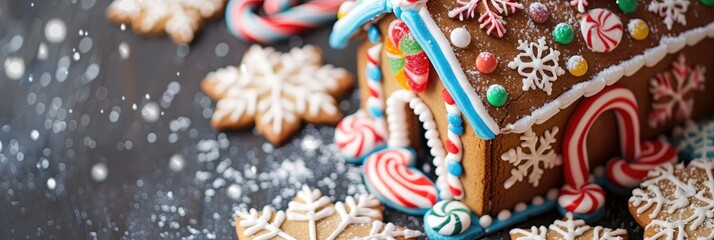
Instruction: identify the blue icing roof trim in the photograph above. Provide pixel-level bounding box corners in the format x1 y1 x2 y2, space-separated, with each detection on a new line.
330 0 500 139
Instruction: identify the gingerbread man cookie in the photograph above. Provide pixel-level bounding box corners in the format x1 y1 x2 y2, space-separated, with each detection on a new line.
236 186 422 240
106 0 225 44
510 213 628 240
629 158 714 239
202 45 353 145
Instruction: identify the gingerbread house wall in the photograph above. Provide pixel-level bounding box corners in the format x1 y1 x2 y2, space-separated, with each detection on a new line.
356 18 492 215
356 18 714 216
489 39 714 213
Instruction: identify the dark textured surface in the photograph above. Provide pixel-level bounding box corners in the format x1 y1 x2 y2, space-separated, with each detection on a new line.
0 0 642 239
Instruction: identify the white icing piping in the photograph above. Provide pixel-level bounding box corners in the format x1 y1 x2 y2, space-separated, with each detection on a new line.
502 22 714 134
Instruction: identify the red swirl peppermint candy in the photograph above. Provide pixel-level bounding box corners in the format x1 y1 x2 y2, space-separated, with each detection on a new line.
580 8 623 53
558 183 606 214
363 148 438 214
606 139 677 189
335 113 385 161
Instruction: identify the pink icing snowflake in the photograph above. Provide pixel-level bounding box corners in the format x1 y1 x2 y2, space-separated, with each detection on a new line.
649 54 706 128
570 0 588 13
447 0 523 38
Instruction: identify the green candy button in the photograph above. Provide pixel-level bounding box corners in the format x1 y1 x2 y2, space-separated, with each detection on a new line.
487 84 508 107
553 23 574 45
617 0 637 13
702 0 714 7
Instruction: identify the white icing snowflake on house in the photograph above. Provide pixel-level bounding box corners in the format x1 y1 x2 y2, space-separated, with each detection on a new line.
500 126 562 189
510 213 627 239
648 54 706 128
569 0 589 13
447 0 523 38
672 119 714 161
648 0 690 30
629 158 714 240
236 186 423 240
202 45 351 144
106 0 225 43
508 37 565 95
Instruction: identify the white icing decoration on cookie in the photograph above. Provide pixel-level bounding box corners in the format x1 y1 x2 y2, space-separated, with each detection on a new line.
510 213 627 240
502 22 714 135
237 186 422 240
238 206 297 240
327 194 382 240
363 221 424 239
286 186 335 240
500 127 562 189
106 0 225 43
204 45 349 139
508 37 565 95
630 159 714 240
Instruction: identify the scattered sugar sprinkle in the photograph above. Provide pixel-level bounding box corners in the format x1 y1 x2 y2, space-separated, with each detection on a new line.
91 163 108 182
44 18 66 43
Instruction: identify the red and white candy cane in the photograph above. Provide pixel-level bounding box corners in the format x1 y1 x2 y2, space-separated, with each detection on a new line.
226 0 343 43
606 138 676 189
365 43 388 135
558 85 677 214
335 43 387 160
559 86 636 213
335 112 385 160
442 89 465 200
363 148 438 213
262 0 300 15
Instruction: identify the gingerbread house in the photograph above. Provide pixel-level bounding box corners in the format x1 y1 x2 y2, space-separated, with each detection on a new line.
330 0 714 237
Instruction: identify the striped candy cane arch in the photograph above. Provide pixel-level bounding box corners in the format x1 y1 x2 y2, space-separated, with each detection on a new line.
558 85 676 214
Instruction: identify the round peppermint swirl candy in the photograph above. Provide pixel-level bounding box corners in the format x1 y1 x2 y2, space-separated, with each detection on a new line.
335 113 385 159
426 200 472 235
580 8 623 53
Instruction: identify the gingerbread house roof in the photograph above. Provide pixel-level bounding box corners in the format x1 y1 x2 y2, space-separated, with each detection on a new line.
331 0 714 139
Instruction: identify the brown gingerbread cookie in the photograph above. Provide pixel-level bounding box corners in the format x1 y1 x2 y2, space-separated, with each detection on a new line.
509 213 628 239
629 158 714 239
106 0 225 44
235 186 422 240
202 45 353 145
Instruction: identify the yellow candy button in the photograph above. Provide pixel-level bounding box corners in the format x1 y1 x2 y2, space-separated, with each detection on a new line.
567 55 588 77
628 19 649 41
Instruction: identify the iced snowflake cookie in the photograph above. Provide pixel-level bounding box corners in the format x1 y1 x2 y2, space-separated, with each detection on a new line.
235 186 422 240
202 45 353 145
629 158 714 239
509 213 628 240
106 0 225 44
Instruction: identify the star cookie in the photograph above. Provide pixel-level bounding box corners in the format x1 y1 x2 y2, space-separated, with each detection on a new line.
629 158 714 239
510 213 628 240
235 186 422 240
106 0 226 44
202 45 353 145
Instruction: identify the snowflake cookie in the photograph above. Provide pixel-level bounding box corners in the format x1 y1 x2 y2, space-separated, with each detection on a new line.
106 0 226 44
629 158 714 239
510 212 628 240
508 37 565 95
501 126 562 189
235 186 423 240
202 45 353 145
648 54 706 128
